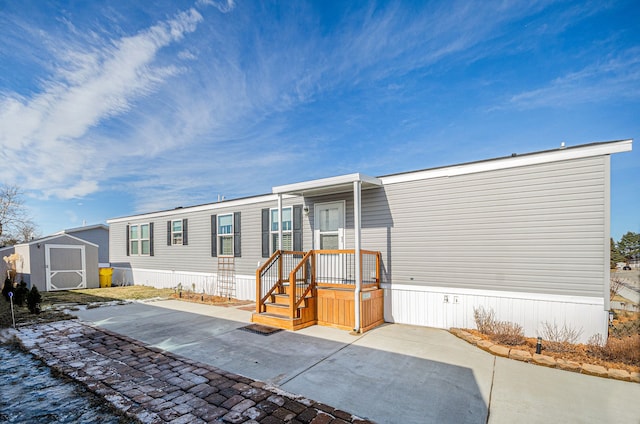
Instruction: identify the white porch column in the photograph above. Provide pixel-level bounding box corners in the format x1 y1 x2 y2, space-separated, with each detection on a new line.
353 180 362 332
277 194 283 250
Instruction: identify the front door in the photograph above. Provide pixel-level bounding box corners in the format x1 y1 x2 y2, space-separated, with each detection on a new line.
314 201 345 284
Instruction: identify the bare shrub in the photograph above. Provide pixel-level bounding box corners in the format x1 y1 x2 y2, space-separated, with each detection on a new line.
587 333 605 348
588 334 640 366
492 321 525 346
473 306 497 334
538 321 583 353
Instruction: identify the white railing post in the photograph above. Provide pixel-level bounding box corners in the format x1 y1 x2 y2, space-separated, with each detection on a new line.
353 180 362 332
278 193 283 251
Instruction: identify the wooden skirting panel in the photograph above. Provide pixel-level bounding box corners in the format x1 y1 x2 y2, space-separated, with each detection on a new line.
317 287 355 330
360 288 385 332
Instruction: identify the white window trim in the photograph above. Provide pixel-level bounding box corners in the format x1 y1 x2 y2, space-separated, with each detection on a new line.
270 206 292 253
130 223 151 256
171 219 183 246
217 214 234 257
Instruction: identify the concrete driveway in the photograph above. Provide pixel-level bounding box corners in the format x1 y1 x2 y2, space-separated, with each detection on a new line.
73 300 640 424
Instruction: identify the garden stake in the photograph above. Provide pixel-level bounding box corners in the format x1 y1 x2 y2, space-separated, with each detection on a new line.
9 291 16 329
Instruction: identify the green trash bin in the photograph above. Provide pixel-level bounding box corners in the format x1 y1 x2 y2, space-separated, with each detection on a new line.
99 267 113 288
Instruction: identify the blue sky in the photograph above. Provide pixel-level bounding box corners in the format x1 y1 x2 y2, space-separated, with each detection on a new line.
0 0 638 241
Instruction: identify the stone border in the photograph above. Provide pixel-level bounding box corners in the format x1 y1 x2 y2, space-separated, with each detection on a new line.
1 320 375 424
449 328 639 383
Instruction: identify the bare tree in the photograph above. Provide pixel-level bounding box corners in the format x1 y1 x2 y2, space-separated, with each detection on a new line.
18 220 40 242
610 277 624 301
0 184 37 245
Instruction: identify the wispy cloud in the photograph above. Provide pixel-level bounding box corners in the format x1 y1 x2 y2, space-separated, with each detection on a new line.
509 49 640 109
0 8 203 198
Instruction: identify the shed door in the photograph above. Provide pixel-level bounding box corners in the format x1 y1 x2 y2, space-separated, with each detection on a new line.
45 244 87 291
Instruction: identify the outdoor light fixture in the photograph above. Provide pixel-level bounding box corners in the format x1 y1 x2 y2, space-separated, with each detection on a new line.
536 337 542 354
609 311 614 325
303 206 309 215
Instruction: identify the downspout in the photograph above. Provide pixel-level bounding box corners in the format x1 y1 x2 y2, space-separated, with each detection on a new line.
277 194 283 251
353 180 362 333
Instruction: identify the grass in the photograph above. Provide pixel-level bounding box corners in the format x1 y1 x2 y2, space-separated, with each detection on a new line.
0 285 174 329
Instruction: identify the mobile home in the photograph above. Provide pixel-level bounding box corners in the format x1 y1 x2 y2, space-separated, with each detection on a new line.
107 139 632 341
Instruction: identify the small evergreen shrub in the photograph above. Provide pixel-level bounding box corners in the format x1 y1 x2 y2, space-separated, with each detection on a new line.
2 278 12 301
13 281 28 306
26 286 42 314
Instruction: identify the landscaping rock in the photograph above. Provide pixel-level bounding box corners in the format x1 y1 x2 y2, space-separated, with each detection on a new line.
508 349 532 362
489 344 510 358
607 368 631 382
532 354 556 368
581 363 608 378
476 340 494 351
630 372 640 383
556 359 581 372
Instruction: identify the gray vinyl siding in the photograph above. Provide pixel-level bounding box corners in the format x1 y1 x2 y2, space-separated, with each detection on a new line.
374 156 607 297
110 197 305 277
66 227 109 263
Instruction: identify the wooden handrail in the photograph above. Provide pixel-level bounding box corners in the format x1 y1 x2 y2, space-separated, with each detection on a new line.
256 250 282 313
289 250 314 316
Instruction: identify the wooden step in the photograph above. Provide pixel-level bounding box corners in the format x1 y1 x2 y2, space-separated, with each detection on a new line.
251 312 317 331
272 293 290 305
264 302 291 316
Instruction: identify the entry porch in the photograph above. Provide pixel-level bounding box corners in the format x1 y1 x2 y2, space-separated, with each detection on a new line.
252 249 384 332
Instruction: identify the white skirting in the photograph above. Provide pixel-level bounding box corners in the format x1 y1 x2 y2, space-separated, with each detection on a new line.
381 283 609 343
113 267 609 343
111 267 256 301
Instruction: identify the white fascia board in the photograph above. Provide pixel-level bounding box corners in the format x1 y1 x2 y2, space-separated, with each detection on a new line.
381 139 633 185
107 193 298 224
273 173 382 194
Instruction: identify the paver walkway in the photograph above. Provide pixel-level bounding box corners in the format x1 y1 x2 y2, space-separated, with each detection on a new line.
4 320 372 424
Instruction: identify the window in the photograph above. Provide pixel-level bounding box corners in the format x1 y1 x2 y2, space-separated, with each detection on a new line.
167 219 188 246
261 205 302 258
129 223 151 255
211 212 240 257
172 220 183 245
130 225 139 255
270 207 292 252
218 214 234 256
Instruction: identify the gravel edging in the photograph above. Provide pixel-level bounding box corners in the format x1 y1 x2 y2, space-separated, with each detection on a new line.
450 328 640 383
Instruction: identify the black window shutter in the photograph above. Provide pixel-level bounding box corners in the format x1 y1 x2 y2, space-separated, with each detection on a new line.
261 208 270 258
293 204 303 251
183 218 188 245
149 222 154 256
233 212 241 257
210 215 217 257
126 225 130 256
167 221 171 246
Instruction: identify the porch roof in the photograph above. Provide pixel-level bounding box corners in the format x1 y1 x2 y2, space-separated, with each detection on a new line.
272 173 383 197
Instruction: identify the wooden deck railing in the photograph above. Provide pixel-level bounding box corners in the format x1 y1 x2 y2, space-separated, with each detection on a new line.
256 250 305 313
255 249 381 317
